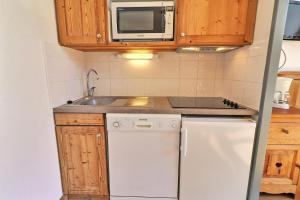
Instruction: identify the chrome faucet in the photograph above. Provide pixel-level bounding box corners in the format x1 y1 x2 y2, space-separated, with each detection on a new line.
86 69 99 96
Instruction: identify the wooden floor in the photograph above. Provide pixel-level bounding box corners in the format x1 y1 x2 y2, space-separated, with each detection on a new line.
260 193 294 200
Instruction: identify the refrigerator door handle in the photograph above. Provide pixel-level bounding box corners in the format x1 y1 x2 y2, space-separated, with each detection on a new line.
181 128 188 157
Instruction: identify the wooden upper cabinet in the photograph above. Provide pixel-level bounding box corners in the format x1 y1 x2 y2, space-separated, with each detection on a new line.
55 0 107 46
176 0 258 46
56 126 109 195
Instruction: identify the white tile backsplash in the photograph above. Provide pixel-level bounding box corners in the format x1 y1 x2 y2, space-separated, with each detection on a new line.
179 61 199 79
93 79 110 96
159 61 180 79
86 52 222 98
86 61 111 79
158 79 180 96
127 79 146 96
43 42 85 107
198 60 217 79
196 79 215 97
110 79 128 96
179 79 197 97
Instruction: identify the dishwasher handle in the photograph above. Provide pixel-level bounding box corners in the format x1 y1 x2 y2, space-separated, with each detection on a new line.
181 128 188 157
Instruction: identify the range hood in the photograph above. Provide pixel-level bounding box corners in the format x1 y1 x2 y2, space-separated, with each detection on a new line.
176 46 238 53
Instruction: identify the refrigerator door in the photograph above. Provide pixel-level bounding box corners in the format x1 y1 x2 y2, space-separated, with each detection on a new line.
180 117 256 200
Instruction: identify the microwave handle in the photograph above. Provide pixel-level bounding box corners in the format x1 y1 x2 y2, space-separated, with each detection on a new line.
162 8 166 32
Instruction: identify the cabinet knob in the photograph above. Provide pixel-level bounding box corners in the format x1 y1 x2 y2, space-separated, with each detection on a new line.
96 33 102 39
180 32 186 37
281 128 289 134
96 134 101 138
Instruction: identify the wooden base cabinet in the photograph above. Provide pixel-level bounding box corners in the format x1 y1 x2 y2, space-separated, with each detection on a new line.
55 114 108 199
261 145 300 195
261 108 300 199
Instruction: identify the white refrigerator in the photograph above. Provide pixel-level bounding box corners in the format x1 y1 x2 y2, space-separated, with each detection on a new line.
180 117 256 200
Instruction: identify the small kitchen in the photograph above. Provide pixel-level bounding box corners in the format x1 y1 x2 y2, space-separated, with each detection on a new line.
1 0 297 200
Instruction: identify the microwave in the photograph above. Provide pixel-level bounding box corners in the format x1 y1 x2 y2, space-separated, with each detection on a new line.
111 1 175 41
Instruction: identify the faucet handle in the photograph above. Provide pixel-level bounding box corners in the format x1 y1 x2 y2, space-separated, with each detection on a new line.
89 87 96 96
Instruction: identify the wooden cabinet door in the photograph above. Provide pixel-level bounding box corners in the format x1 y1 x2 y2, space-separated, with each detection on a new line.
55 0 107 46
263 146 300 184
56 126 108 195
176 0 258 46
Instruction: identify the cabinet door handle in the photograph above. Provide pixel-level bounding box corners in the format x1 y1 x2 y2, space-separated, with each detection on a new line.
181 128 188 157
281 128 289 134
96 133 101 145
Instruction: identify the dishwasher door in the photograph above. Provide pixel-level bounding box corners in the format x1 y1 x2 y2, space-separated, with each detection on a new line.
107 114 180 200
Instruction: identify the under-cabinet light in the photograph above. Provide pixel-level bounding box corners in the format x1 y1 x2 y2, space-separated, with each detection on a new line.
117 53 157 60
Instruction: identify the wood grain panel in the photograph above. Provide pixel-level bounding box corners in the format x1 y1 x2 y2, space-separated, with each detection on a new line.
65 0 83 36
268 123 300 145
177 0 258 46
268 145 300 185
244 0 258 43
262 145 300 195
55 0 107 46
56 126 108 195
262 110 300 196
55 114 104 126
261 180 297 194
264 149 295 178
81 0 97 37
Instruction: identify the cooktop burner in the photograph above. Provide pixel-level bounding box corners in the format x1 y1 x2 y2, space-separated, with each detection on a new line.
168 97 246 109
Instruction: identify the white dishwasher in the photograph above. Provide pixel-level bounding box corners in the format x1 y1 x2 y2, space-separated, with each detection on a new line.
107 114 181 200
180 117 256 200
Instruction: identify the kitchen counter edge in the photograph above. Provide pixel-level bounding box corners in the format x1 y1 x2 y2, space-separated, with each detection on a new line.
53 97 258 116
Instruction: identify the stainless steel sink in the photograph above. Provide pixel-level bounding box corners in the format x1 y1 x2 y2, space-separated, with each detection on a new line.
72 97 116 106
70 96 153 107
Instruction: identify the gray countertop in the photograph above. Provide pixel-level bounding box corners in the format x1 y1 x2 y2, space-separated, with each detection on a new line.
53 97 258 116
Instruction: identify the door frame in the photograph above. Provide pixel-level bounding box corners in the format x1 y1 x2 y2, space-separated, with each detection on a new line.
247 0 289 199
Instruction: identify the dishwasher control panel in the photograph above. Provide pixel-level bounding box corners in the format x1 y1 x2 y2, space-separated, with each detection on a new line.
106 114 181 132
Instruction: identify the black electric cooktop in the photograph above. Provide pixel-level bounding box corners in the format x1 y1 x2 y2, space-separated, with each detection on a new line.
168 97 246 109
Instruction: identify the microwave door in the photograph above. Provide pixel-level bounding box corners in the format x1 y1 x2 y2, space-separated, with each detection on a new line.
114 7 165 40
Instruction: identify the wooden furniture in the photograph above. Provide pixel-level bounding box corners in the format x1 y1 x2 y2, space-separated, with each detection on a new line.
55 0 107 46
261 108 300 199
176 0 258 46
278 72 300 109
55 113 109 199
54 0 258 51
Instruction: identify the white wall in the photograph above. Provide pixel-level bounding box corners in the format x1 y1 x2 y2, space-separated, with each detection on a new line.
0 1 78 199
220 0 275 110
280 40 300 71
85 52 224 97
44 43 85 107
